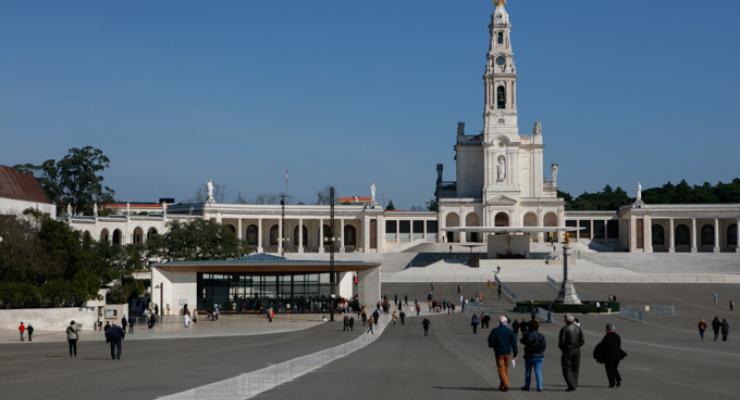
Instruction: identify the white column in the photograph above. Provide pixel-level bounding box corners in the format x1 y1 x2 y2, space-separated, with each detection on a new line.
410 220 414 241
396 220 400 243
377 216 385 252
714 218 721 253
691 218 697 253
363 216 371 252
423 220 428 240
298 218 304 254
576 220 581 241
237 218 243 240
319 219 324 254
278 217 284 254
644 215 652 253
340 219 345 253
668 218 675 253
589 220 594 240
629 216 636 252
257 218 263 253
603 219 609 241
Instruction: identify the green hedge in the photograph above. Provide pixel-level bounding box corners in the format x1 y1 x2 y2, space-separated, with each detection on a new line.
514 301 620 314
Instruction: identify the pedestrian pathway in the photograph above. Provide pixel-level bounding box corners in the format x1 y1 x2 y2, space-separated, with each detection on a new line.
0 314 323 344
157 314 392 400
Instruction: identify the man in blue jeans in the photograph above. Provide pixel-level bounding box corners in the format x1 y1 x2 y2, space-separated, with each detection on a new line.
520 320 547 392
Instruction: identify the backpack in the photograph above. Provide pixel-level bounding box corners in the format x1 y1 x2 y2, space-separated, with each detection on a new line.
530 332 546 354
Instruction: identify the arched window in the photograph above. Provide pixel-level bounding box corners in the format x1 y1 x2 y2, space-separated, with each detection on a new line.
494 212 509 227
466 213 481 243
100 229 110 245
651 224 665 248
728 224 738 247
344 225 357 246
112 229 123 246
323 225 333 244
269 225 279 246
701 224 715 247
246 225 259 247
147 228 159 240
497 86 506 109
675 224 690 247
133 227 144 244
445 213 460 243
497 32 504 45
293 225 308 247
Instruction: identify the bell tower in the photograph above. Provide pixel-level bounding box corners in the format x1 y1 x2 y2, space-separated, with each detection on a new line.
483 0 518 140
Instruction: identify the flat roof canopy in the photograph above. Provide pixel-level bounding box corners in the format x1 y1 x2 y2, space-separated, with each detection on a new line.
153 254 380 274
444 226 582 234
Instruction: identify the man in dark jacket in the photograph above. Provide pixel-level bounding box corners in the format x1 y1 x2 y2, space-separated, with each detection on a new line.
712 316 721 341
105 324 125 360
422 318 431 336
488 316 518 392
595 323 626 388
558 314 585 391
520 320 546 392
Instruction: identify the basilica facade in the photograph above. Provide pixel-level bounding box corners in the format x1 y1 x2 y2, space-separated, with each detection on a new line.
60 1 739 255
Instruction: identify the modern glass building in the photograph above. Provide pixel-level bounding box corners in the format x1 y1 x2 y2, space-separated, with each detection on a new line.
152 254 381 316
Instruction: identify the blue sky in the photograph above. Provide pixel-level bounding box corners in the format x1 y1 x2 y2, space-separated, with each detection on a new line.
1 0 739 208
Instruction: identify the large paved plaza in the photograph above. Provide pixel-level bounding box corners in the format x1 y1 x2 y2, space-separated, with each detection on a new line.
2 282 739 400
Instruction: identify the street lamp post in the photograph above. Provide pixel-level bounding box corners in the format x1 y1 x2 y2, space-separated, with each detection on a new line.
329 186 336 322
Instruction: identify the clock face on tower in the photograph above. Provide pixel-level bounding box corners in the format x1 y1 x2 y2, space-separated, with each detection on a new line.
496 56 506 66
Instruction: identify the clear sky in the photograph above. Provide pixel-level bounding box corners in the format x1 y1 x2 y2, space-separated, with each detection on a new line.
2 0 739 208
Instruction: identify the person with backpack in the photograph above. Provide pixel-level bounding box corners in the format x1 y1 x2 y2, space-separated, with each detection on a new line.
721 318 730 341
27 323 34 342
471 314 480 334
593 323 627 388
66 320 79 358
520 320 546 392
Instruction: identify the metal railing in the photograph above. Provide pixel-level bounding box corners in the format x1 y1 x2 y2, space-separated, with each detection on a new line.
494 275 519 303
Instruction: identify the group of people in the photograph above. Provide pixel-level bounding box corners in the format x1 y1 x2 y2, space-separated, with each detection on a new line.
64 319 127 360
17 321 34 342
698 317 730 341
488 314 627 392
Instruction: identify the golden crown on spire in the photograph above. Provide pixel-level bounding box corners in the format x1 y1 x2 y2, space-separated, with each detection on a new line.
495 0 506 6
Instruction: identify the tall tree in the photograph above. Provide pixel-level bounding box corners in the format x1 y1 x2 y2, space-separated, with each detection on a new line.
15 146 115 214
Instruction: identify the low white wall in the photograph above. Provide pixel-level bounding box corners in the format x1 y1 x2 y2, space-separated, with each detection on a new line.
487 234 531 258
357 267 381 308
152 268 198 315
0 197 56 218
0 307 97 331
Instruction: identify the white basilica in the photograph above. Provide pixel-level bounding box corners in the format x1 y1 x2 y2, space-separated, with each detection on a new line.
60 0 739 256
435 0 563 246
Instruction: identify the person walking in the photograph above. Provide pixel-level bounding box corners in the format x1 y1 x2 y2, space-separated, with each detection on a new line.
558 314 585 392
730 299 735 311
392 310 398 325
520 320 546 392
698 319 708 340
129 317 135 334
512 319 520 337
488 316 518 392
66 320 79 358
18 322 25 342
594 323 627 388
713 292 719 306
712 316 721 341
471 314 480 334
366 316 374 335
400 309 406 325
27 323 34 342
105 324 125 360
422 318 431 336
481 313 491 329
721 318 730 341
415 303 421 317
372 309 380 327
121 316 128 333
